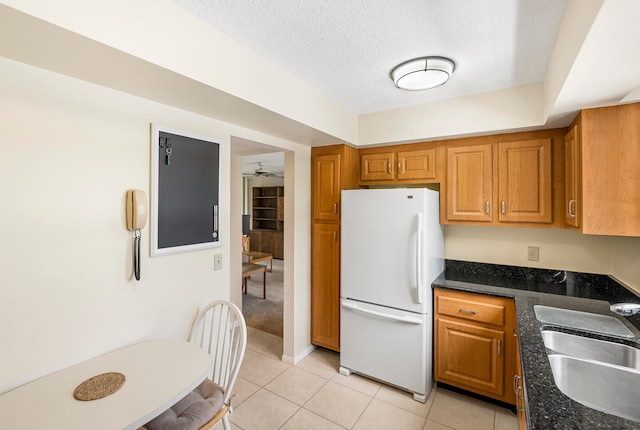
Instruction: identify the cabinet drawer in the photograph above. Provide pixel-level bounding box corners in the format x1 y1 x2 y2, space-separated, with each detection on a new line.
436 294 505 326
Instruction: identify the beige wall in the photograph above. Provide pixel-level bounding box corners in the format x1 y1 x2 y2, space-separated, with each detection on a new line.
610 236 640 294
445 225 640 294
0 56 311 393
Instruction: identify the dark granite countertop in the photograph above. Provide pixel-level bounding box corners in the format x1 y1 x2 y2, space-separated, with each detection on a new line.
433 260 640 430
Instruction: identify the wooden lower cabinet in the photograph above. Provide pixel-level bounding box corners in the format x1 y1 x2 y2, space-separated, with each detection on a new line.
249 229 283 259
310 222 340 351
434 289 517 404
515 341 528 429
436 319 506 397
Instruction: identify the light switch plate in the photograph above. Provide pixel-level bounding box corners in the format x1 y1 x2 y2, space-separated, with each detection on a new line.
214 254 223 270
527 246 540 262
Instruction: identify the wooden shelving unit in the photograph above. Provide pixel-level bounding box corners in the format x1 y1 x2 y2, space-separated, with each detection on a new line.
250 186 284 259
252 186 284 231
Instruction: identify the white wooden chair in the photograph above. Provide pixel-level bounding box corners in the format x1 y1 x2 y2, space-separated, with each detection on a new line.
143 300 247 430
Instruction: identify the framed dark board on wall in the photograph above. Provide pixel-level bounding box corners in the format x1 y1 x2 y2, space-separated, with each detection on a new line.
151 124 222 256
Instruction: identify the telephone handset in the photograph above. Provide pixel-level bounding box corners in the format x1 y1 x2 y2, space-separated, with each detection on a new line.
126 190 147 281
126 189 147 231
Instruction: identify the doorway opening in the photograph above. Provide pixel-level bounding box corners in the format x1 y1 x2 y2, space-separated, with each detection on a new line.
241 152 285 337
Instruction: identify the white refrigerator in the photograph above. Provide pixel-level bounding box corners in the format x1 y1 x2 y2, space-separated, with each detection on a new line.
339 188 444 402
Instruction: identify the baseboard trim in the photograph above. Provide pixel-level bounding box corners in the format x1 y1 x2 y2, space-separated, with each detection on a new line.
282 344 315 365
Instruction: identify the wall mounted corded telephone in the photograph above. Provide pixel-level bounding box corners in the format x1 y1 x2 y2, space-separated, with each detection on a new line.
126 190 147 280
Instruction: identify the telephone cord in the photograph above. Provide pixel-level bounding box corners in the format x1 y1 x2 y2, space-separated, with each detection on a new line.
134 230 141 281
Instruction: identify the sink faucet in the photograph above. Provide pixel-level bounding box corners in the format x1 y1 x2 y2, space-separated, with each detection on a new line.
610 303 640 316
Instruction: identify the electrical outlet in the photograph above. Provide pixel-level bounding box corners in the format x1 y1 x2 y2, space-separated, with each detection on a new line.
214 254 223 270
527 246 540 262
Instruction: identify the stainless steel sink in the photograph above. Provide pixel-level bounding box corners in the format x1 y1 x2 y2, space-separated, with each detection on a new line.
541 330 640 369
535 306 640 422
547 354 640 423
540 329 640 422
534 305 635 338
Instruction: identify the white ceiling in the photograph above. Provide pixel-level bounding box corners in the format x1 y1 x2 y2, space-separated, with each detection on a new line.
170 0 568 114
2 0 638 155
242 152 284 177
166 0 640 170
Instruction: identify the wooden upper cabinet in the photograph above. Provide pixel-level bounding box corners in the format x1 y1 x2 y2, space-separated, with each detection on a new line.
446 135 559 226
446 144 493 222
573 103 640 236
312 153 341 221
498 139 552 224
397 149 436 181
361 152 394 181
312 145 359 222
564 124 581 228
360 147 437 183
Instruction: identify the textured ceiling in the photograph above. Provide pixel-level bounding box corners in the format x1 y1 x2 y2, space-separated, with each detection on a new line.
170 0 567 114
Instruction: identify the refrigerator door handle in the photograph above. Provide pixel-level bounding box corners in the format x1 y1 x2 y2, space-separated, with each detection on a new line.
341 300 423 324
416 213 424 304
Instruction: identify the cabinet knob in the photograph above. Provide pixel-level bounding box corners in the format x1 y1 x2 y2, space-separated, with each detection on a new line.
459 308 478 315
387 162 392 174
485 201 490 215
501 200 506 215
397 161 402 174
568 199 576 217
333 202 338 214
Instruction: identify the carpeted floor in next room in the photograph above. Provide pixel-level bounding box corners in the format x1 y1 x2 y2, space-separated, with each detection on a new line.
242 258 283 337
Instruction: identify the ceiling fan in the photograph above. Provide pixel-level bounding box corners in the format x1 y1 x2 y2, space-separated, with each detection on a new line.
243 162 283 178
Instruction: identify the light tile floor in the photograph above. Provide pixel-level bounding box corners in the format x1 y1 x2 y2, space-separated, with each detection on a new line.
216 327 518 430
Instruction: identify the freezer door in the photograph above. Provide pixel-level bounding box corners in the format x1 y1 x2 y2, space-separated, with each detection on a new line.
340 299 433 397
341 188 442 313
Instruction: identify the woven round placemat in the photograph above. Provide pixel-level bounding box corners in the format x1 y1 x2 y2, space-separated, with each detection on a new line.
73 372 126 401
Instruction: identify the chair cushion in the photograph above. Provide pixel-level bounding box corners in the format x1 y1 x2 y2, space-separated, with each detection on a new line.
144 379 225 430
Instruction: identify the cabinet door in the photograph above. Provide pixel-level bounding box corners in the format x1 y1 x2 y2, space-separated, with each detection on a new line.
498 139 552 223
312 154 341 221
580 103 640 236
564 125 580 228
515 341 528 429
269 231 284 259
361 152 395 181
397 148 436 181
258 231 275 256
446 144 493 222
435 318 505 398
248 230 261 252
310 222 340 351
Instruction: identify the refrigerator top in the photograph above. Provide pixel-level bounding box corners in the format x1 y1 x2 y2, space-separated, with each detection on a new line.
340 188 444 314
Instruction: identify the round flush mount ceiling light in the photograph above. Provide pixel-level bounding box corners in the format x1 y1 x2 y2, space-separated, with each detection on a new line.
391 56 455 91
